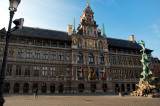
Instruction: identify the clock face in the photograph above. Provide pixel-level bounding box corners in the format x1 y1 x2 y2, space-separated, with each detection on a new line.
88 40 94 47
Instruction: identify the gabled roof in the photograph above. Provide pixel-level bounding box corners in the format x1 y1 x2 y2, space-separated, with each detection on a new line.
107 37 152 52
11 26 71 42
8 26 152 52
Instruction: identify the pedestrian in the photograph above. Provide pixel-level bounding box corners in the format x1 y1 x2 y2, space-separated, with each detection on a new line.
33 88 38 99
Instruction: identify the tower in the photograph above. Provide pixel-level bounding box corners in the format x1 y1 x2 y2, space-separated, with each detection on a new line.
77 2 99 37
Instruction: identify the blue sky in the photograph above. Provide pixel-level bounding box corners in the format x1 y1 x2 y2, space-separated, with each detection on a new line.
0 0 160 58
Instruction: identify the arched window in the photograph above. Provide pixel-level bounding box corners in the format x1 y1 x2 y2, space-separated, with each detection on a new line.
77 53 83 62
99 54 104 63
89 54 94 63
91 28 93 36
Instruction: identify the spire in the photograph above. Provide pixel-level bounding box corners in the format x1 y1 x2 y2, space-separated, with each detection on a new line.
103 23 106 37
73 18 75 32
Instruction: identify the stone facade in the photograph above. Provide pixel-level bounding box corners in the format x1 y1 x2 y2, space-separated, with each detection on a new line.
0 3 152 94
152 57 160 79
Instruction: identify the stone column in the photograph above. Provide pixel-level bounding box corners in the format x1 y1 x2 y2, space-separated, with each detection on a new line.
29 82 33 93
47 83 50 93
84 67 87 81
56 67 58 81
9 81 14 93
38 82 42 93
55 83 59 93
19 82 23 93
21 65 25 77
71 66 74 80
76 66 78 80
12 64 16 78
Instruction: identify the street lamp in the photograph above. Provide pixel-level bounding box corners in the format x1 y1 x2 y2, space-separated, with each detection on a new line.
0 0 21 105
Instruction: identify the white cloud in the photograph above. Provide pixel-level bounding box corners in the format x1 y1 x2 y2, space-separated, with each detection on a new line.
149 22 160 37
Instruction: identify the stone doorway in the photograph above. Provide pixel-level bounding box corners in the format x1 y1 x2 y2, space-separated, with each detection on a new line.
23 83 29 93
4 83 10 93
78 83 85 92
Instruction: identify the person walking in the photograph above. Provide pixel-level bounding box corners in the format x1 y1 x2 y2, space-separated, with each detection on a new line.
33 88 38 99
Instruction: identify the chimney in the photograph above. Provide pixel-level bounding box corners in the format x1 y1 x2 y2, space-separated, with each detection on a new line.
130 35 135 42
67 25 73 35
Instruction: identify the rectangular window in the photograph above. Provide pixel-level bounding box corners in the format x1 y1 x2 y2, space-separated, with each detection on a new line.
43 41 50 46
66 52 70 61
58 52 64 61
50 51 54 60
16 65 21 76
17 48 23 58
27 49 32 58
51 42 57 47
42 67 48 77
53 51 56 60
25 66 30 76
6 64 12 76
35 50 40 59
50 67 56 77
35 41 42 46
43 50 48 59
66 68 71 77
27 40 33 45
33 66 39 77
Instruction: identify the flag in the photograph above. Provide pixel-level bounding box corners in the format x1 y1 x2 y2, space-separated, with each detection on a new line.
80 67 82 78
96 68 99 79
93 68 96 79
88 66 90 79
103 68 105 78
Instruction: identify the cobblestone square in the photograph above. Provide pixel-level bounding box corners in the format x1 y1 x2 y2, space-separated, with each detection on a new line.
4 94 160 106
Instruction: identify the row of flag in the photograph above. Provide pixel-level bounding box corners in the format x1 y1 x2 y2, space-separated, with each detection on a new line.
79 66 106 79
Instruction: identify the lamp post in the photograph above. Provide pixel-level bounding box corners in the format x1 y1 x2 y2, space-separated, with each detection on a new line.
0 0 21 105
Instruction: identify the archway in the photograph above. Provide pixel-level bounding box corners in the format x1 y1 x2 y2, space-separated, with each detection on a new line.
127 84 130 92
121 84 125 92
14 83 20 93
50 83 55 93
91 83 96 92
115 84 120 93
32 83 38 92
78 83 85 92
102 83 107 92
132 83 136 91
41 83 47 93
4 83 10 93
23 83 29 93
59 83 63 93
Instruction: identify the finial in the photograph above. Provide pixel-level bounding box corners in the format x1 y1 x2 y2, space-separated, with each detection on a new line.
103 23 107 37
87 2 90 6
73 18 76 32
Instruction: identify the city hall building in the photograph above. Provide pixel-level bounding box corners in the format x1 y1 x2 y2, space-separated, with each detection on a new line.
0 3 152 94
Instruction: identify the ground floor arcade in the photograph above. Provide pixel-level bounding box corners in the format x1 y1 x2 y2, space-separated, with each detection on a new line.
4 80 137 94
